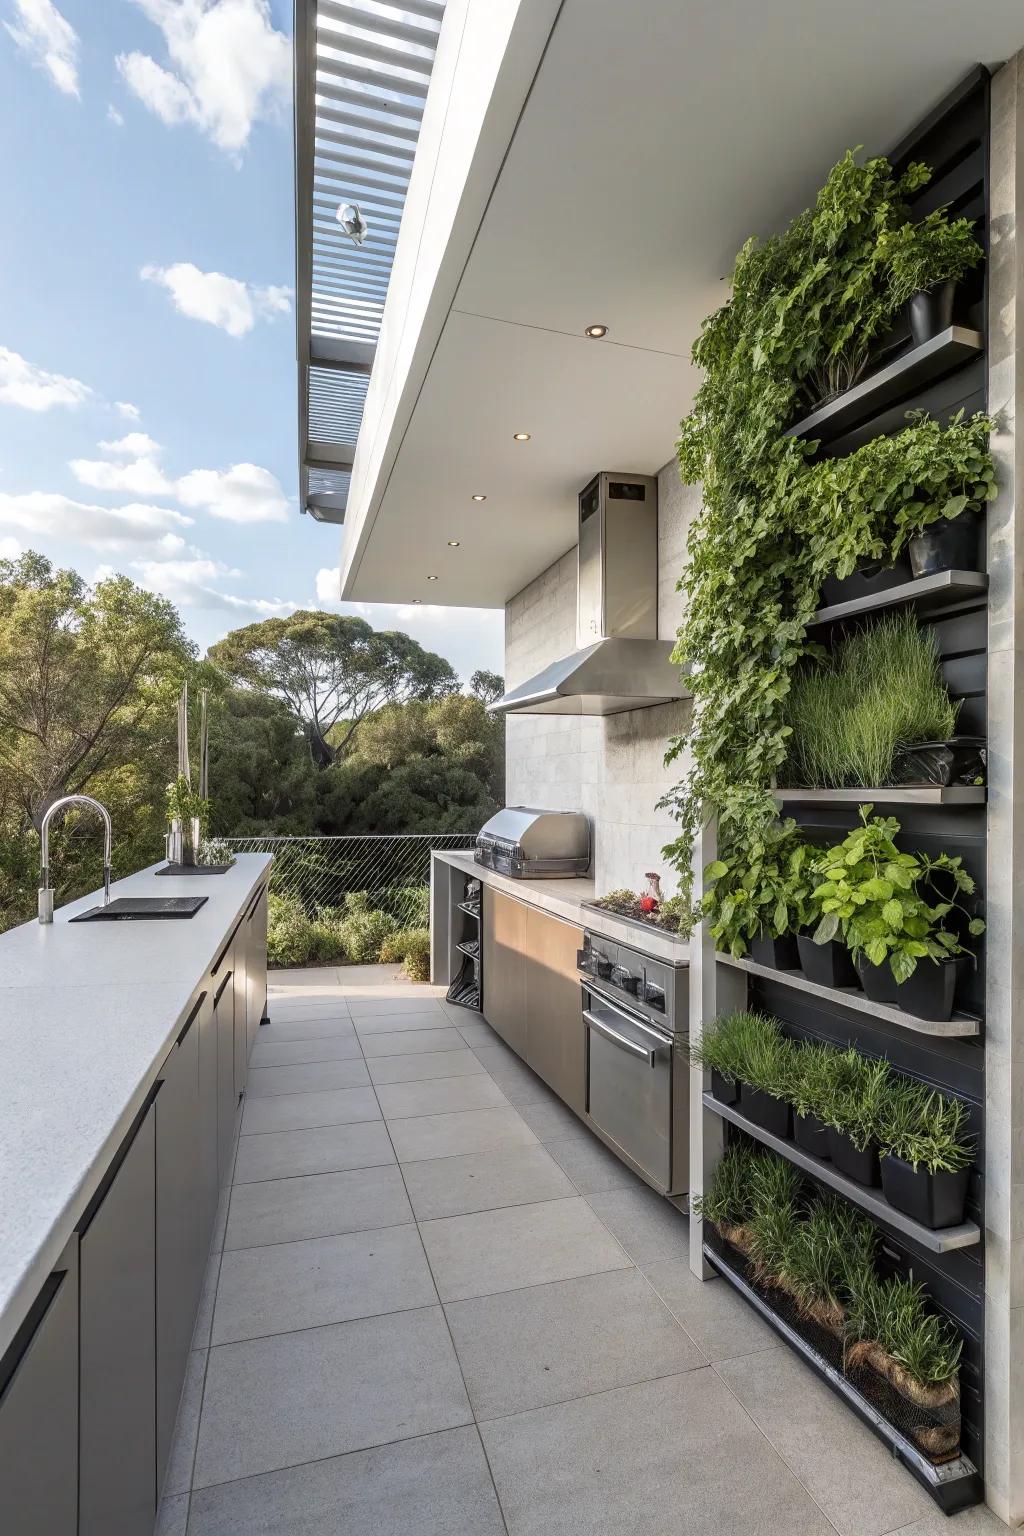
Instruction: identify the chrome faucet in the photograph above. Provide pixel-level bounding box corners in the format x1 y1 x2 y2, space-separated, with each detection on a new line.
38 795 113 924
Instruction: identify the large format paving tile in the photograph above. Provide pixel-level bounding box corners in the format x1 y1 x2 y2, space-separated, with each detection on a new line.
484 1061 562 1108
250 1033 358 1067
360 1027 464 1058
586 1185 690 1265
348 996 446 1017
402 1144 576 1221
193 1306 471 1488
446 1267 705 1420
233 1120 394 1184
155 1493 187 1536
515 1097 589 1143
367 1047 486 1085
212 1224 436 1344
240 1085 377 1136
388 1106 538 1164
259 1015 355 1042
420 1196 630 1302
192 1254 221 1348
886 1511 1009 1536
480 1370 838 1536
266 996 350 1017
224 1165 412 1250
643 1258 777 1362
267 967 343 988
355 1010 456 1035
187 1426 506 1536
455 1020 505 1049
162 1348 207 1496
545 1132 645 1195
715 1347 933 1536
471 1041 525 1074
246 1060 371 1098
375 1073 509 1120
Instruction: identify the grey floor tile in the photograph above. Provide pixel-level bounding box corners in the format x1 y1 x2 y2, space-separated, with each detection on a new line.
193 1306 471 1488
233 1119 395 1184
484 1062 562 1107
187 1425 505 1536
155 1492 188 1536
455 1020 504 1049
212 1224 436 1343
240 1084 377 1136
360 1027 464 1057
246 1059 370 1098
376 1073 509 1120
388 1105 538 1164
266 999 350 1019
715 1347 933 1536
643 1258 777 1362
367 1048 485 1084
260 1015 355 1042
586 1184 690 1265
471 1041 525 1074
355 1010 458 1035
266 967 342 987
162 1348 207 1495
420 1195 630 1302
192 1255 220 1348
447 1267 705 1420
349 997 446 1017
403 1144 576 1221
224 1165 412 1250
209 1183 231 1254
515 1097 588 1142
546 1131 645 1195
885 1511 1008 1536
480 1370 838 1536
249 1033 358 1067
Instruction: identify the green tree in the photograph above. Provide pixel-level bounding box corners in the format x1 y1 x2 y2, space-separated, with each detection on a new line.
208 611 460 766
206 689 318 835
470 669 504 704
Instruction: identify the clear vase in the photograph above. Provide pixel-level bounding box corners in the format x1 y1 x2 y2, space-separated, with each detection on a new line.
183 816 201 867
166 819 184 866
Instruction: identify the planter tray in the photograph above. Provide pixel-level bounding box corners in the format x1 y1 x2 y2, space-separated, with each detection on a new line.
702 1240 981 1515
456 939 480 960
580 899 688 945
715 953 981 1039
772 786 985 805
701 1093 979 1252
810 569 988 627
785 326 983 445
156 860 236 875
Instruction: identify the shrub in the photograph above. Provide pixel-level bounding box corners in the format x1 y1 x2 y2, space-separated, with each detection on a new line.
267 892 347 968
376 884 430 927
338 905 400 964
401 929 431 983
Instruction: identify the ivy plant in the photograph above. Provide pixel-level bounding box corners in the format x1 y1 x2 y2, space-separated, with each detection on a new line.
878 209 984 307
702 811 821 957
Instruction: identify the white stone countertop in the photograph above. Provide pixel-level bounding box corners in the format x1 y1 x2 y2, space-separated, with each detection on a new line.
0 852 272 1360
433 849 689 964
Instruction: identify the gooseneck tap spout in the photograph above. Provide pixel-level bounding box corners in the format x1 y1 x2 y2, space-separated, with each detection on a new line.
38 795 113 924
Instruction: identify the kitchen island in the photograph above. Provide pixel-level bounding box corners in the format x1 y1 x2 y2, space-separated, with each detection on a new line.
0 852 271 1536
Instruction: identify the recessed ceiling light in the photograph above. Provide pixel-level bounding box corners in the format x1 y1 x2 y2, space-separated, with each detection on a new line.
584 323 609 338
411 598 422 604
447 539 460 547
471 493 487 502
427 575 438 581
513 432 531 442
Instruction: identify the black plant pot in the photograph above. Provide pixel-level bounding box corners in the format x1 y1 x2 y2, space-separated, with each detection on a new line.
827 1126 880 1186
880 1153 970 1230
748 930 800 970
856 955 958 1022
891 736 987 788
908 510 980 579
794 1111 831 1160
711 1069 738 1107
740 1083 792 1139
796 933 859 989
909 280 956 346
820 552 914 608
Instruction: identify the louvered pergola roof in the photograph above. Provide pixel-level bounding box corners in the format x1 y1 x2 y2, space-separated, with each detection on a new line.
294 0 446 523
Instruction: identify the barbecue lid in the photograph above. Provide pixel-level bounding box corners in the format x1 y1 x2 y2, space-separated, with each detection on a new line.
477 807 590 860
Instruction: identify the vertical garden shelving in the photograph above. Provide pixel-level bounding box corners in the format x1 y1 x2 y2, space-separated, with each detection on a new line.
688 68 991 1515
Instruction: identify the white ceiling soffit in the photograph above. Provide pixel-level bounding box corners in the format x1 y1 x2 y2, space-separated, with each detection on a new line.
294 0 446 525
337 0 1024 608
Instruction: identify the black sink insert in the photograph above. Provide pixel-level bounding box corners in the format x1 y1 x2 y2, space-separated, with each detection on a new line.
71 896 209 922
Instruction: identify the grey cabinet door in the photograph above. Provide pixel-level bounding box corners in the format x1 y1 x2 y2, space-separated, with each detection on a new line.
0 1243 79 1536
155 1005 203 1487
525 908 586 1116
215 963 236 1184
79 1102 157 1536
246 888 268 1052
233 925 249 1099
197 988 219 1243
482 887 527 1058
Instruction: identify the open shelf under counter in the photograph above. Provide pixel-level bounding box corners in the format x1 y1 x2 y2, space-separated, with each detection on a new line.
773 785 986 806
715 953 981 1039
785 326 984 445
457 900 481 920
810 569 989 627
702 1094 980 1252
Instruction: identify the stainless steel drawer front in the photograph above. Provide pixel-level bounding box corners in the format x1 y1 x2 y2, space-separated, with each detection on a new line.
584 987 672 1191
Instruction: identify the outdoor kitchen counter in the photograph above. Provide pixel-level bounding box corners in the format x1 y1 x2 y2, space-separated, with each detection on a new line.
0 852 272 1360
432 848 689 963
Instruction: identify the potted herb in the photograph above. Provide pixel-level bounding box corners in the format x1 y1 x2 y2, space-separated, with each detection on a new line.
791 1040 835 1159
819 1048 889 1186
688 1011 744 1106
165 774 209 868
692 1142 755 1249
703 814 809 968
811 805 984 1022
888 410 995 578
878 210 984 345
877 1081 973 1230
736 1014 797 1138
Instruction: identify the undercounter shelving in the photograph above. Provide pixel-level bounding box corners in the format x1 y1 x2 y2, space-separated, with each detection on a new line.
702 1093 981 1252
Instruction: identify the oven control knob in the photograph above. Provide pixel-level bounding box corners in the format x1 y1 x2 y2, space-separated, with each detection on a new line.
596 956 613 980
644 983 666 1012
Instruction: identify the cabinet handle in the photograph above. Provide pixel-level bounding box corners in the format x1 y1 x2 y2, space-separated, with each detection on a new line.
0 1270 67 1402
176 990 207 1046
77 1083 160 1235
245 890 262 921
214 971 233 1005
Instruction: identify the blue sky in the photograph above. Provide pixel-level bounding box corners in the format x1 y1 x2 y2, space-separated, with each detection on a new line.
0 0 503 681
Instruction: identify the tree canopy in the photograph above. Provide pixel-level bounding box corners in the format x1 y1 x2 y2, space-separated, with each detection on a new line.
208 610 460 765
207 688 318 836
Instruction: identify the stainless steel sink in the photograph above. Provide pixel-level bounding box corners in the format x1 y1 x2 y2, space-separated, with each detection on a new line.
70 897 209 922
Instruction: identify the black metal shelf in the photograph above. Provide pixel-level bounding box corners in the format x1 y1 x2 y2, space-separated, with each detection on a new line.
456 939 480 961
810 569 988 627
785 326 983 445
773 786 986 806
702 1094 979 1252
457 900 481 920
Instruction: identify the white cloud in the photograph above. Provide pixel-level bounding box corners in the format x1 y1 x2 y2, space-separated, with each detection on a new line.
98 431 162 457
177 463 289 523
107 104 124 126
0 347 91 411
315 567 340 604
140 261 292 337
116 0 290 157
71 433 172 497
312 572 505 683
116 400 141 420
131 554 296 615
0 536 22 560
5 0 79 97
0 492 193 552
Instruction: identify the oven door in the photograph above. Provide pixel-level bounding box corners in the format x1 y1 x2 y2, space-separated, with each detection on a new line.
583 984 673 1192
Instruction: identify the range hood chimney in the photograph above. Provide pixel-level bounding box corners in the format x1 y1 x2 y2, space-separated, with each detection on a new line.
489 471 690 716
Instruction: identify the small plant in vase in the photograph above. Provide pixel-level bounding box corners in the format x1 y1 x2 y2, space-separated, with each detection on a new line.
877 1080 974 1229
703 813 816 968
165 775 209 867
887 409 996 579
878 209 984 344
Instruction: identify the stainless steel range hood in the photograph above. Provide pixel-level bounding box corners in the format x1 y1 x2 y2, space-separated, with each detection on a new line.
490 471 690 717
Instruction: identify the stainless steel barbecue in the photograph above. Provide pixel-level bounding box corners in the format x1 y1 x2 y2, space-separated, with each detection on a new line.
475 807 590 879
